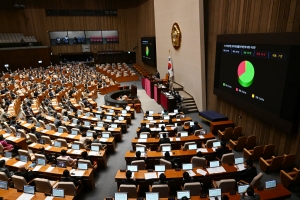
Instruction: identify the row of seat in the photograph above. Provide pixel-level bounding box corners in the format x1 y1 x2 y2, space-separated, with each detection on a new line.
229 135 256 151
218 126 242 141
259 154 296 173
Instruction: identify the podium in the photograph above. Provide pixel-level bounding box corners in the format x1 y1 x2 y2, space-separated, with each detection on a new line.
131 85 137 97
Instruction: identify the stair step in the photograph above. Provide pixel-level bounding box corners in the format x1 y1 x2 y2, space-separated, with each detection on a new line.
183 105 197 109
187 108 199 113
182 103 196 107
183 99 194 103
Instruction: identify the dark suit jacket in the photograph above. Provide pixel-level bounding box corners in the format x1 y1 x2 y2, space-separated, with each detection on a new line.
159 138 171 144
60 177 80 186
15 171 34 182
120 179 137 186
215 146 230 159
181 178 196 187
191 125 201 133
239 166 257 183
139 126 151 133
34 131 41 139
152 180 168 185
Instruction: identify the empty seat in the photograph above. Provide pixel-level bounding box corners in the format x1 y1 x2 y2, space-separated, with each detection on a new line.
150 184 169 198
261 144 275 159
220 153 235 165
231 126 242 140
191 157 206 168
280 168 300 188
229 136 247 151
131 160 145 170
34 178 57 194
55 182 81 196
119 184 139 198
259 156 284 173
184 182 202 196
243 145 264 160
240 172 263 189
213 179 236 193
245 135 256 150
281 154 296 170
160 158 172 169
218 127 233 141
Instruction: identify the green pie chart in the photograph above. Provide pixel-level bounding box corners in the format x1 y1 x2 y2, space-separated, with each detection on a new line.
237 60 255 87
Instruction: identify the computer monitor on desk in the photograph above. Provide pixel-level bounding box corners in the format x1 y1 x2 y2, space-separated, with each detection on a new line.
208 188 221 199
146 192 159 200
58 127 64 133
115 192 127 200
127 165 138 172
161 146 171 152
71 130 78 135
182 163 193 170
163 115 170 120
78 162 88 170
122 110 127 114
24 185 35 194
147 117 153 120
212 142 221 147
238 184 249 194
53 188 65 198
37 158 46 166
209 161 220 168
188 144 197 150
140 134 148 139
91 145 100 152
136 146 145 153
0 181 8 190
72 143 80 150
177 190 190 199
235 157 244 165
54 141 61 148
84 121 90 126
154 165 166 172
20 155 28 163
107 116 112 120
102 133 110 138
149 111 154 116
57 161 67 168
265 180 277 189
180 131 188 137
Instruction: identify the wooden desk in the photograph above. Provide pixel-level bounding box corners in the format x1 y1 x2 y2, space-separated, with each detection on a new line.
0 188 74 200
99 84 120 95
2 157 95 189
28 143 107 168
140 117 193 126
100 105 135 119
92 109 132 125
131 133 215 150
0 131 27 150
210 120 235 135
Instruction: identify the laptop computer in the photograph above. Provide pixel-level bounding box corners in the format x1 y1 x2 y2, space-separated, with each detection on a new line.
162 146 171 152
235 157 244 165
160 133 168 138
20 155 28 163
52 188 65 198
146 192 159 200
111 124 118 128
136 146 145 153
127 165 138 172
27 119 33 124
182 163 193 170
147 117 153 120
180 131 188 137
86 131 93 137
163 115 170 120
114 192 128 200
78 162 88 170
154 165 166 172
84 121 90 126
97 122 104 127
102 133 110 138
91 145 100 152
58 128 64 133
212 142 221 147
106 116 112 120
72 143 80 150
24 185 35 194
0 181 8 190
265 180 277 189
5 151 12 158
177 190 190 199
140 134 148 139
37 158 46 166
208 188 221 200
188 144 197 150
209 161 220 168
238 184 249 194
149 111 154 116
71 130 78 135
118 116 125 121
56 161 67 168
54 141 61 147
38 138 45 144
122 110 127 114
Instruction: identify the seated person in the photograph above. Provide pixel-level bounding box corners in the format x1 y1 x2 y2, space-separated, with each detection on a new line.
0 135 13 151
152 173 169 185
80 151 93 165
60 169 81 186
131 151 147 163
58 149 77 166
159 133 170 144
14 165 34 182
36 147 55 163
161 109 168 116
238 160 257 183
79 132 90 147
174 122 184 133
139 123 151 134
144 111 149 118
164 151 180 168
181 171 196 187
215 141 230 159
31 127 41 139
91 133 101 143
0 160 13 178
120 170 136 186
191 121 201 133
240 186 260 200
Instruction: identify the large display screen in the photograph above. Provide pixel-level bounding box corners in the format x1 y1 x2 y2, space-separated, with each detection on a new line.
214 33 300 133
141 37 156 67
218 43 290 116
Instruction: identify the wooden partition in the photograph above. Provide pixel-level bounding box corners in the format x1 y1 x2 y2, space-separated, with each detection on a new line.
204 0 300 167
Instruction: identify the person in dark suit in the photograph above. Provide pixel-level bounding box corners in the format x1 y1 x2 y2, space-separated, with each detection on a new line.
174 122 184 134
240 186 260 200
152 173 169 185
131 151 147 164
159 133 170 144
31 127 41 139
0 160 12 178
91 133 101 143
215 141 230 159
191 121 201 133
120 170 137 186
60 170 81 186
54 118 62 128
14 165 34 182
238 160 257 183
138 123 151 134
181 171 196 187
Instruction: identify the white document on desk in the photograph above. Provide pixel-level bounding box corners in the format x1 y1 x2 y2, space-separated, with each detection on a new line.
24 123 31 127
187 170 196 177
71 170 85 177
176 119 181 121
13 161 27 167
29 143 37 147
169 138 173 141
175 138 180 141
99 138 108 142
197 148 208 153
108 128 115 131
6 136 16 141
41 130 48 133
46 166 55 172
0 157 9 161
150 120 156 123
3 133 10 137
17 193 34 200
212 148 216 152
236 164 245 171
33 165 42 171
206 166 226 174
67 135 76 138
157 171 164 177
138 139 147 143
91 118 99 121
88 151 100 156
144 172 157 180
170 127 175 130
196 169 207 176
44 196 54 200
199 135 205 139
54 132 62 136
73 150 82 154
45 146 52 150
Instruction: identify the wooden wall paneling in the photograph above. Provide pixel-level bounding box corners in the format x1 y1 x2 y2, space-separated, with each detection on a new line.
205 0 300 167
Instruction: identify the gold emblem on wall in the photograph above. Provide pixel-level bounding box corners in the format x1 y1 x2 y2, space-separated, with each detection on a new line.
171 22 181 50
